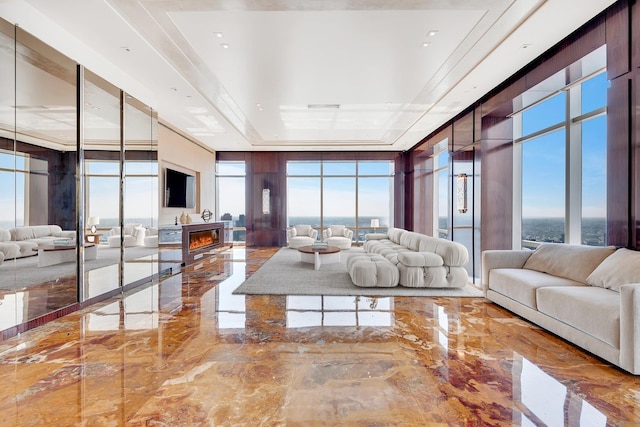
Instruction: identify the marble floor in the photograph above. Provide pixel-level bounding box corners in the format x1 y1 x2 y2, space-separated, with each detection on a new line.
0 246 638 426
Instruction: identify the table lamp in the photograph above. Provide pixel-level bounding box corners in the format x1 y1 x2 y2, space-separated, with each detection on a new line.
87 216 100 234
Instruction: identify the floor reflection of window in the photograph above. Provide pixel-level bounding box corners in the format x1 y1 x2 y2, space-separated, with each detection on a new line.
215 259 246 329
518 357 607 426
286 295 393 328
436 304 449 349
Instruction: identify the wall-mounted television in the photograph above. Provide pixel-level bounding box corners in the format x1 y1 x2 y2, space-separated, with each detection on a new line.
164 167 196 208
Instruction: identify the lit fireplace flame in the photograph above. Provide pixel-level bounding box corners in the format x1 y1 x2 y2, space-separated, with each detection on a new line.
189 230 219 251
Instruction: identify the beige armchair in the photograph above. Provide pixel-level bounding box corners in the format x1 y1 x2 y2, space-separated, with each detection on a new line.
322 225 353 249
287 224 318 248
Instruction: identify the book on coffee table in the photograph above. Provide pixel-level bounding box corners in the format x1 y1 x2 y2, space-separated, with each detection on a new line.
311 242 329 250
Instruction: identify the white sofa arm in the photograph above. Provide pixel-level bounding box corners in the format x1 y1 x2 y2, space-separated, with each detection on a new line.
620 283 640 374
481 250 533 294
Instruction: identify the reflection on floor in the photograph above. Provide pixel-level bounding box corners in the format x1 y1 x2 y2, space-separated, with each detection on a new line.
0 246 638 425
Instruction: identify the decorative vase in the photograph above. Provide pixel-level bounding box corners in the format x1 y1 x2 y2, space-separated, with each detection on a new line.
179 212 187 224
186 214 192 224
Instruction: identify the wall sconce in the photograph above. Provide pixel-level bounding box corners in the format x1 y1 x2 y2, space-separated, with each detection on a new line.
87 216 100 234
456 173 468 214
262 188 270 215
370 218 379 231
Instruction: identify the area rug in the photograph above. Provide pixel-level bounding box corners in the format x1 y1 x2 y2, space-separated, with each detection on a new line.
233 247 483 297
0 246 158 289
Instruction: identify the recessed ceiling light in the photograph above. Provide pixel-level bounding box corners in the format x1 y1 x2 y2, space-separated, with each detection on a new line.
120 46 131 52
521 43 532 49
220 43 229 49
214 32 223 38
307 104 340 109
422 42 430 48
170 87 177 92
427 30 439 37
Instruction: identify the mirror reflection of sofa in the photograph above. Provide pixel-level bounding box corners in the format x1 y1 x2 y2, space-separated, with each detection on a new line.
286 225 318 249
108 224 146 247
0 225 76 264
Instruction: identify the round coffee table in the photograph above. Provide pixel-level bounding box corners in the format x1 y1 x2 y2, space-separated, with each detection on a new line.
297 245 341 270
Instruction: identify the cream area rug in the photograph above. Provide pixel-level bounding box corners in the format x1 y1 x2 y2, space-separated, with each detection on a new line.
233 247 483 297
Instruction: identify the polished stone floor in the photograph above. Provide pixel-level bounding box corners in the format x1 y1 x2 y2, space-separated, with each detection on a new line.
0 246 638 426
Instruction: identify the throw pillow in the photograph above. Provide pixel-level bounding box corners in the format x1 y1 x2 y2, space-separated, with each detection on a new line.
326 228 332 237
586 248 640 292
343 228 350 237
523 243 617 284
289 227 297 237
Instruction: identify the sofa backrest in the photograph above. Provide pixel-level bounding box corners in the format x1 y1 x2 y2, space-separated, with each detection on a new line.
523 243 617 284
387 227 405 244
9 225 63 241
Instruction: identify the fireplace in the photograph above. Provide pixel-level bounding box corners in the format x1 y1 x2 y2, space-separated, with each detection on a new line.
181 222 224 265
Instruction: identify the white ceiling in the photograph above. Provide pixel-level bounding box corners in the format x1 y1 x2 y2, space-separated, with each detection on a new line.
0 0 616 152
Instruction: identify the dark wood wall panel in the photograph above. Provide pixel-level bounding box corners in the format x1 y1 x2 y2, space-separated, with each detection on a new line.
607 0 630 79
480 116 513 251
634 69 640 248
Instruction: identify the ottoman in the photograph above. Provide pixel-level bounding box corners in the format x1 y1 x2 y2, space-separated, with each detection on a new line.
347 253 399 288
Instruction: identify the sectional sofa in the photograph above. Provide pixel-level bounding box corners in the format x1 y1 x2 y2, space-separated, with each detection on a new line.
482 243 640 375
0 225 76 264
355 227 469 288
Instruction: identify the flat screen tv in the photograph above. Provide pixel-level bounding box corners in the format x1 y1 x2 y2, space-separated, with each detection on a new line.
164 167 196 208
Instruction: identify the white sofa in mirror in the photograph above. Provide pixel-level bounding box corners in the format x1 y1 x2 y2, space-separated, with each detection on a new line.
108 224 146 247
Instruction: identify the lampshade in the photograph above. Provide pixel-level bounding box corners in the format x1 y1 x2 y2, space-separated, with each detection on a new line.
87 216 100 234
370 218 380 228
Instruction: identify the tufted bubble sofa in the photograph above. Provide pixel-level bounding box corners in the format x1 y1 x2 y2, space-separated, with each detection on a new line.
360 227 469 288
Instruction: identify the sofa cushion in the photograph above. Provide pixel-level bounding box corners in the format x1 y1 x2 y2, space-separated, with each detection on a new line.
397 251 443 267
329 225 345 236
536 286 620 348
586 248 640 292
0 229 10 242
489 268 585 309
523 243 616 284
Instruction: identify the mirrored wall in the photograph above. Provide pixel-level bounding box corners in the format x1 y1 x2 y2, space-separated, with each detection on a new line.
0 20 159 336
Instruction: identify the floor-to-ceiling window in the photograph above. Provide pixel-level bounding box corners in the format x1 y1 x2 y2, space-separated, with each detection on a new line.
513 47 607 248
286 160 394 242
433 139 449 239
216 161 246 244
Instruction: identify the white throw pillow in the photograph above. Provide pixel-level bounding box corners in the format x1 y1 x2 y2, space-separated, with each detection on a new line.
307 228 315 237
586 248 640 292
326 228 332 237
289 227 297 237
343 228 350 237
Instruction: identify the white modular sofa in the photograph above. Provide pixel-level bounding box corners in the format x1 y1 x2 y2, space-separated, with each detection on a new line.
322 225 353 249
360 227 469 288
482 243 640 375
286 225 318 249
0 225 76 263
108 224 146 248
